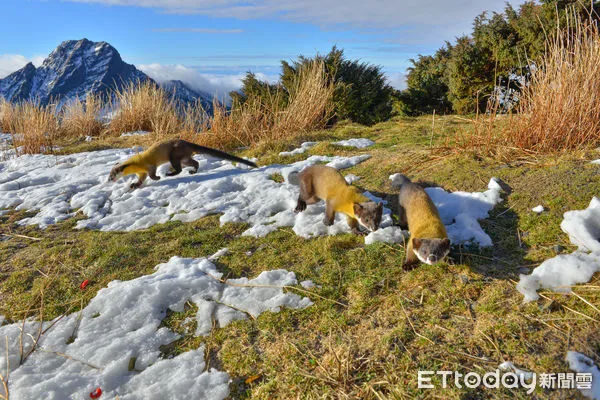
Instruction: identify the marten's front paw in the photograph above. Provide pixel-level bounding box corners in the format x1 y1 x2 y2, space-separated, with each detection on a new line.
323 217 334 226
294 204 306 213
402 260 420 271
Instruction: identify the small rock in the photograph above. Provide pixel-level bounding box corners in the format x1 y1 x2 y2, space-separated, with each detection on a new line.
458 274 469 284
552 245 565 254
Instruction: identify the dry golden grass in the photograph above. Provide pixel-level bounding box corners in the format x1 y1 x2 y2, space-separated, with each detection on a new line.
0 98 16 133
107 80 180 137
198 60 334 149
6 101 60 155
59 93 104 138
506 15 600 152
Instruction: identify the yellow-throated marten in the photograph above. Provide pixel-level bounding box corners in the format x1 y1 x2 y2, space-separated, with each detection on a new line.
109 139 257 189
290 165 383 234
392 174 450 268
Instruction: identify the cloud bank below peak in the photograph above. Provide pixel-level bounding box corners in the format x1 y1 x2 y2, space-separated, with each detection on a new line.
137 63 278 102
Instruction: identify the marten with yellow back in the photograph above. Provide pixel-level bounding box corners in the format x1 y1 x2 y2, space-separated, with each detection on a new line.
392 174 450 268
291 165 383 234
108 139 257 189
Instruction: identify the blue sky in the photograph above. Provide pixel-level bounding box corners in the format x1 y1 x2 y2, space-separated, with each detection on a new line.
0 0 525 94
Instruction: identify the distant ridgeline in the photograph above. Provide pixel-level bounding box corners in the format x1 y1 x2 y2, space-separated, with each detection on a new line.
0 38 213 112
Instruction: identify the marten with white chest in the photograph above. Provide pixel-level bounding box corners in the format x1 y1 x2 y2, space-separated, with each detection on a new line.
392 174 450 268
291 165 383 234
108 139 257 189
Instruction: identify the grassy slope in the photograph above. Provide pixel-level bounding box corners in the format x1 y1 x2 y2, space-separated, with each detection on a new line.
1 116 599 399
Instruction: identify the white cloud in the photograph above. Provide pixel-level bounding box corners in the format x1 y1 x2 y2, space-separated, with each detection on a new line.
68 0 525 37
0 54 44 79
137 63 278 102
385 72 407 90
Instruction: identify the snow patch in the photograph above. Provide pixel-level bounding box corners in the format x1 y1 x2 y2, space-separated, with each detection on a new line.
120 131 150 137
0 253 312 399
566 351 600 399
518 197 600 302
332 138 375 148
532 205 545 213
365 226 408 245
344 174 360 184
279 141 317 156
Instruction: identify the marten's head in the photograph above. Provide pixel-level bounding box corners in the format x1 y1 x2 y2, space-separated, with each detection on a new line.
108 163 125 182
412 238 450 265
353 201 383 232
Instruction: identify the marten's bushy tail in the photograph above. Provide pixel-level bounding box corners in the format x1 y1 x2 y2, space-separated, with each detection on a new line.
188 143 257 168
390 173 411 189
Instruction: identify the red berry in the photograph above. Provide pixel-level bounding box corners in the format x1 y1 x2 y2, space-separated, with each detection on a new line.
90 387 102 398
80 279 90 290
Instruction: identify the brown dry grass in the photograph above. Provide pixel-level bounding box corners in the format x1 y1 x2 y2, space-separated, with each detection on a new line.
4 101 60 156
107 80 181 136
59 93 104 138
505 14 600 152
198 60 334 149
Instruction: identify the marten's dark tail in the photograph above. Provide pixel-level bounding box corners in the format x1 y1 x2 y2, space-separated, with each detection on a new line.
188 143 257 168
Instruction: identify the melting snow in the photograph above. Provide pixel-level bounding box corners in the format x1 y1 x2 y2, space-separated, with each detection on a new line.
344 174 360 184
518 197 600 302
0 251 312 399
566 351 600 399
120 131 150 137
0 148 502 247
532 205 545 213
279 141 317 156
332 138 375 148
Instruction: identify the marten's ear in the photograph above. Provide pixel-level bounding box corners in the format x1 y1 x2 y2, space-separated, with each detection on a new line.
412 238 422 249
353 203 363 216
441 238 450 247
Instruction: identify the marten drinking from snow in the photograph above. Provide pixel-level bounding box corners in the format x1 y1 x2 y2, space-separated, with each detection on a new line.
108 139 257 189
290 165 383 234
392 174 450 268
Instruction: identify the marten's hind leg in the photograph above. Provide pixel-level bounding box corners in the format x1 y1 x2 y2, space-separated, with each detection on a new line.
166 155 183 176
148 166 160 181
295 175 320 212
182 157 199 174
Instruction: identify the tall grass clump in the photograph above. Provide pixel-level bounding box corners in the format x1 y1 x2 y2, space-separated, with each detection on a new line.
0 98 16 133
108 80 181 137
59 93 104 137
9 101 60 155
506 15 600 152
200 60 334 149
